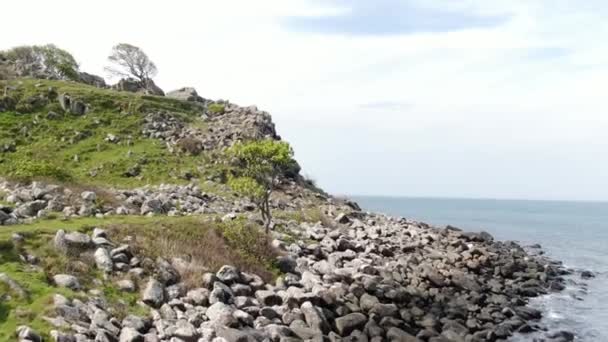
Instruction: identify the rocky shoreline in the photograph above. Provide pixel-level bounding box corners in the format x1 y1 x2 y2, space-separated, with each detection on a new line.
9 198 576 342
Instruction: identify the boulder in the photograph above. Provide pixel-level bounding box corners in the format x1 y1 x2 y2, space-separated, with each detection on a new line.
216 265 241 284
166 87 205 102
206 302 237 327
16 326 42 342
335 312 367 336
142 278 165 307
53 274 81 290
301 301 330 334
119 327 143 342
94 247 113 273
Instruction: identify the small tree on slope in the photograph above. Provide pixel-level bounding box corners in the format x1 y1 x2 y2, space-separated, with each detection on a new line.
105 43 157 87
226 140 296 233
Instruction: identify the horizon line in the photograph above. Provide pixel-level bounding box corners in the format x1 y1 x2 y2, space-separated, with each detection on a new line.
343 194 608 204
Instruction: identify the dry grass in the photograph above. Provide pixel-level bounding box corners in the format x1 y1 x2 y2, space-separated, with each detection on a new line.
277 207 336 228
106 217 279 288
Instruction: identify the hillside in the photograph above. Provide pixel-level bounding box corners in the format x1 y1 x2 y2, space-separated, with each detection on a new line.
0 77 570 342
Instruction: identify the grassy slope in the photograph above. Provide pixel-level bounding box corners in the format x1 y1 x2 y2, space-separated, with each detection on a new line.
0 78 216 188
0 79 224 338
0 214 286 339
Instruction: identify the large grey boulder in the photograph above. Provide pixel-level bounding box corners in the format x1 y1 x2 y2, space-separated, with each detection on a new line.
166 87 205 102
216 265 241 284
14 200 47 217
142 278 165 307
57 93 87 115
255 290 282 306
113 78 164 96
78 72 106 88
53 274 81 290
206 302 237 327
54 230 92 255
173 320 199 341
119 327 143 342
300 301 330 334
140 199 164 215
94 247 113 273
335 312 367 336
210 281 234 304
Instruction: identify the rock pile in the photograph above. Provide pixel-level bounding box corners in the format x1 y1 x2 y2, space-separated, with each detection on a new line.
142 90 280 152
0 181 239 225
31 211 571 342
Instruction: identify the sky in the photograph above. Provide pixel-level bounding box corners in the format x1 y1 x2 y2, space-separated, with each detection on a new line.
2 0 608 201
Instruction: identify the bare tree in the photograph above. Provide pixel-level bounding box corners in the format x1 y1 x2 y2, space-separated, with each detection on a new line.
105 43 157 86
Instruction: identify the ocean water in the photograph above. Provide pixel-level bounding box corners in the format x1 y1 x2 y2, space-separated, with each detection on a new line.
353 196 608 341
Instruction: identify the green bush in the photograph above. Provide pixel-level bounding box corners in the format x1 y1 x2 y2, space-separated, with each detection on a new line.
208 103 225 114
8 160 72 182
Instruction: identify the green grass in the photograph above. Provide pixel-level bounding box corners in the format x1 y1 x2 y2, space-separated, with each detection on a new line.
207 103 225 114
0 78 212 188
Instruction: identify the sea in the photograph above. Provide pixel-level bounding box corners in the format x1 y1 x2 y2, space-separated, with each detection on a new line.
353 196 608 341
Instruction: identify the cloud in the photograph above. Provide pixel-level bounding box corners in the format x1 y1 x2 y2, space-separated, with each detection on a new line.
1 0 607 200
284 0 510 35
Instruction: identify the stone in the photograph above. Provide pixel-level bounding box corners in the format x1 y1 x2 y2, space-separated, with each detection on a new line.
386 327 420 341
122 315 150 333
94 247 113 273
156 258 179 285
53 274 80 290
335 313 367 336
173 320 199 341
141 199 164 215
81 191 97 202
117 279 136 292
119 327 144 342
255 290 282 306
142 278 165 307
276 256 297 274
335 213 350 224
167 87 205 102
55 230 91 254
210 281 234 304
216 265 241 284
301 301 330 334
16 325 42 342
206 302 237 327
186 288 209 306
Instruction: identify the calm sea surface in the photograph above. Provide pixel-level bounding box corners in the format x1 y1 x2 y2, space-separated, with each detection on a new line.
353 196 608 341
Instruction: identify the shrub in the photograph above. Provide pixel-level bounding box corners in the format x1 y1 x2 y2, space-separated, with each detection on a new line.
226 140 296 231
208 103 225 115
3 44 80 81
8 160 72 182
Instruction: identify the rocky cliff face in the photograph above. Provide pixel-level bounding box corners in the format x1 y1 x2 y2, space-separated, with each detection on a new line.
0 77 577 342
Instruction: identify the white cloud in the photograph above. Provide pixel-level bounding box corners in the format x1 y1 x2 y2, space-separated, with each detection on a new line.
2 0 607 200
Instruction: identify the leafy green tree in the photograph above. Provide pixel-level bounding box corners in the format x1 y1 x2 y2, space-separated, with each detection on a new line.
226 140 296 232
105 43 157 87
3 44 79 80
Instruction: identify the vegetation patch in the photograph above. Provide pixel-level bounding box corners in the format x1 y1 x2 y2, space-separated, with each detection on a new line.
106 216 280 287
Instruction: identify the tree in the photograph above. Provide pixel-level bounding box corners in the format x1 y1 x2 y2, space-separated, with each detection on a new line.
226 140 296 233
3 44 79 80
105 43 157 87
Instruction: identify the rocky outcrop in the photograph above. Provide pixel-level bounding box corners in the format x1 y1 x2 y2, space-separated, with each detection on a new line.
112 77 164 96
167 87 206 103
78 72 106 88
